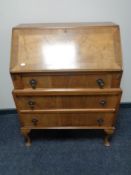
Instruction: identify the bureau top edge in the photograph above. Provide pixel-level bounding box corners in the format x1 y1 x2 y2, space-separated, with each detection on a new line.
13 22 119 29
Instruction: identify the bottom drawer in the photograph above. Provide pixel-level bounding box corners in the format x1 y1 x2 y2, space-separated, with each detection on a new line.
19 112 115 128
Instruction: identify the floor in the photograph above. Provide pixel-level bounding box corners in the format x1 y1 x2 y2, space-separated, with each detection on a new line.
0 108 131 175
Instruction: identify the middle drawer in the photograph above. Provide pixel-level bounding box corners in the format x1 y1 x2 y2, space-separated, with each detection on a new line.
13 89 121 110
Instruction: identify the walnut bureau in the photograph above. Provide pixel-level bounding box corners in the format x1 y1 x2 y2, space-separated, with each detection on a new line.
10 23 123 146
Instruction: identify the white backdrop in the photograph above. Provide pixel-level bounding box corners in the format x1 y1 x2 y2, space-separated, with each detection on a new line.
0 0 131 109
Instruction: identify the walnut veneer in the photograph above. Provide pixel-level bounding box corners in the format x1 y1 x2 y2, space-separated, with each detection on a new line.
10 22 123 146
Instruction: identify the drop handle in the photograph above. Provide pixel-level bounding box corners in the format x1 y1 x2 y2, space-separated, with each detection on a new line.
96 79 105 88
97 118 104 126
28 100 36 109
99 100 107 106
30 79 37 89
32 118 38 126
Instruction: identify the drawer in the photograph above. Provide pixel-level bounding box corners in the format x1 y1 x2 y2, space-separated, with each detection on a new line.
19 112 115 128
13 90 121 110
11 72 122 89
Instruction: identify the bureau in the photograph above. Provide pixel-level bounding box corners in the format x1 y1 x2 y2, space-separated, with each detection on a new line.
10 22 123 146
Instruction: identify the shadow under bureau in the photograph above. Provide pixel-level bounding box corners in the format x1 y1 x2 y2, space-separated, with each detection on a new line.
10 22 123 146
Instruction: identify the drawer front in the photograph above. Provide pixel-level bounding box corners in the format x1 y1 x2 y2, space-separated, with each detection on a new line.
19 112 115 128
11 72 122 89
14 94 121 110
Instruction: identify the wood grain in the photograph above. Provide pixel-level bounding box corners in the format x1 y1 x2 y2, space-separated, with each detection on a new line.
11 72 122 89
10 23 122 73
10 23 123 146
13 90 121 110
19 112 115 128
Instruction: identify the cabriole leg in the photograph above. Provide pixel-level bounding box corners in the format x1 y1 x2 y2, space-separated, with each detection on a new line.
21 128 31 147
104 129 114 147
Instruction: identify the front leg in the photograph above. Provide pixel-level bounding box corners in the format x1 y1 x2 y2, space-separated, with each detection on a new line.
21 128 31 147
104 129 115 147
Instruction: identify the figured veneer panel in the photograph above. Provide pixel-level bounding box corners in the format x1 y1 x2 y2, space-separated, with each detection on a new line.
13 90 122 110
11 72 122 89
10 23 122 72
20 112 115 128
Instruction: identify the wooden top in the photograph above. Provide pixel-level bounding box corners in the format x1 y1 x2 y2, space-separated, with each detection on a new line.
14 22 117 29
10 22 122 73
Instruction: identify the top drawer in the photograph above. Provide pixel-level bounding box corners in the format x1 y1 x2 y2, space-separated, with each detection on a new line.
11 72 122 89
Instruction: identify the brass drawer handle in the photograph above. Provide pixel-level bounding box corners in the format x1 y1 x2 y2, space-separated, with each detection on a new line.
30 79 37 89
97 118 104 126
96 79 105 88
32 118 38 126
28 100 36 109
99 99 107 106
